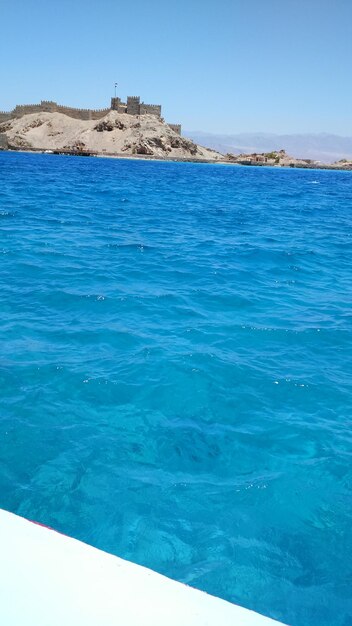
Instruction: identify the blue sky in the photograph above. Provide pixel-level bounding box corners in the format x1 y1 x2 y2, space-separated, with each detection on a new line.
1 0 351 134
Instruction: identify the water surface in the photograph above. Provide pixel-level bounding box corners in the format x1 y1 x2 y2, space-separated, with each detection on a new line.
0 152 351 625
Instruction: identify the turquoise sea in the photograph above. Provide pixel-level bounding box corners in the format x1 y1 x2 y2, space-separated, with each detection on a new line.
0 152 351 625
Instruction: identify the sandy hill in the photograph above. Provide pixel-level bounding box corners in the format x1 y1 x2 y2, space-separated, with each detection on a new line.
0 111 223 161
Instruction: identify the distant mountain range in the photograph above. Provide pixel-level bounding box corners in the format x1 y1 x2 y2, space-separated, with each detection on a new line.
183 131 352 164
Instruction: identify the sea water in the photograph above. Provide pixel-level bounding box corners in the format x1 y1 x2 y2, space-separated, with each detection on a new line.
0 152 351 626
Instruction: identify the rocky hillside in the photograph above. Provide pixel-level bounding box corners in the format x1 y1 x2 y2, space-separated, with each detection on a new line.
0 111 223 161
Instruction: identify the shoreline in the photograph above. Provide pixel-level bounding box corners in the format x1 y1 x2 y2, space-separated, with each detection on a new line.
1 147 352 171
0 147 220 165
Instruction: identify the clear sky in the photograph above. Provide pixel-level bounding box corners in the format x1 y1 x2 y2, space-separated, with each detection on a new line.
1 0 351 135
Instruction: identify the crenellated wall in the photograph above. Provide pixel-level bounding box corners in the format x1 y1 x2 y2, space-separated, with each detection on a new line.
126 98 161 118
0 112 12 122
168 124 181 135
13 104 45 116
54 104 110 120
1 101 110 122
0 95 178 128
140 103 161 117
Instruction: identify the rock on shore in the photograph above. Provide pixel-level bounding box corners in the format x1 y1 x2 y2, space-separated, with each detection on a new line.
0 111 223 161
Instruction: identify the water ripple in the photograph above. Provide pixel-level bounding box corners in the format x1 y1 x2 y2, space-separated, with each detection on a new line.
0 152 351 626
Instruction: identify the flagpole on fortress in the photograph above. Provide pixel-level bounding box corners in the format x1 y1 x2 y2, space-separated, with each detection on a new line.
114 83 117 99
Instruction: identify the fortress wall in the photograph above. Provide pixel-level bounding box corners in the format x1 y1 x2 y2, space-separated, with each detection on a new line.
39 101 57 112
0 98 178 127
140 103 161 117
0 112 12 122
55 104 110 120
168 124 181 135
6 102 110 121
13 104 44 116
90 109 111 120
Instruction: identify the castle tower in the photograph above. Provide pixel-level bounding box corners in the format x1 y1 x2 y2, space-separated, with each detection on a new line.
127 96 140 115
110 97 121 111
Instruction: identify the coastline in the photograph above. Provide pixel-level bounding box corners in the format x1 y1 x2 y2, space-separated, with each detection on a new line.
0 147 224 165
1 147 352 170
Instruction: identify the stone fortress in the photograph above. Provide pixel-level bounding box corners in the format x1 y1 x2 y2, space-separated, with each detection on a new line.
0 94 182 135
